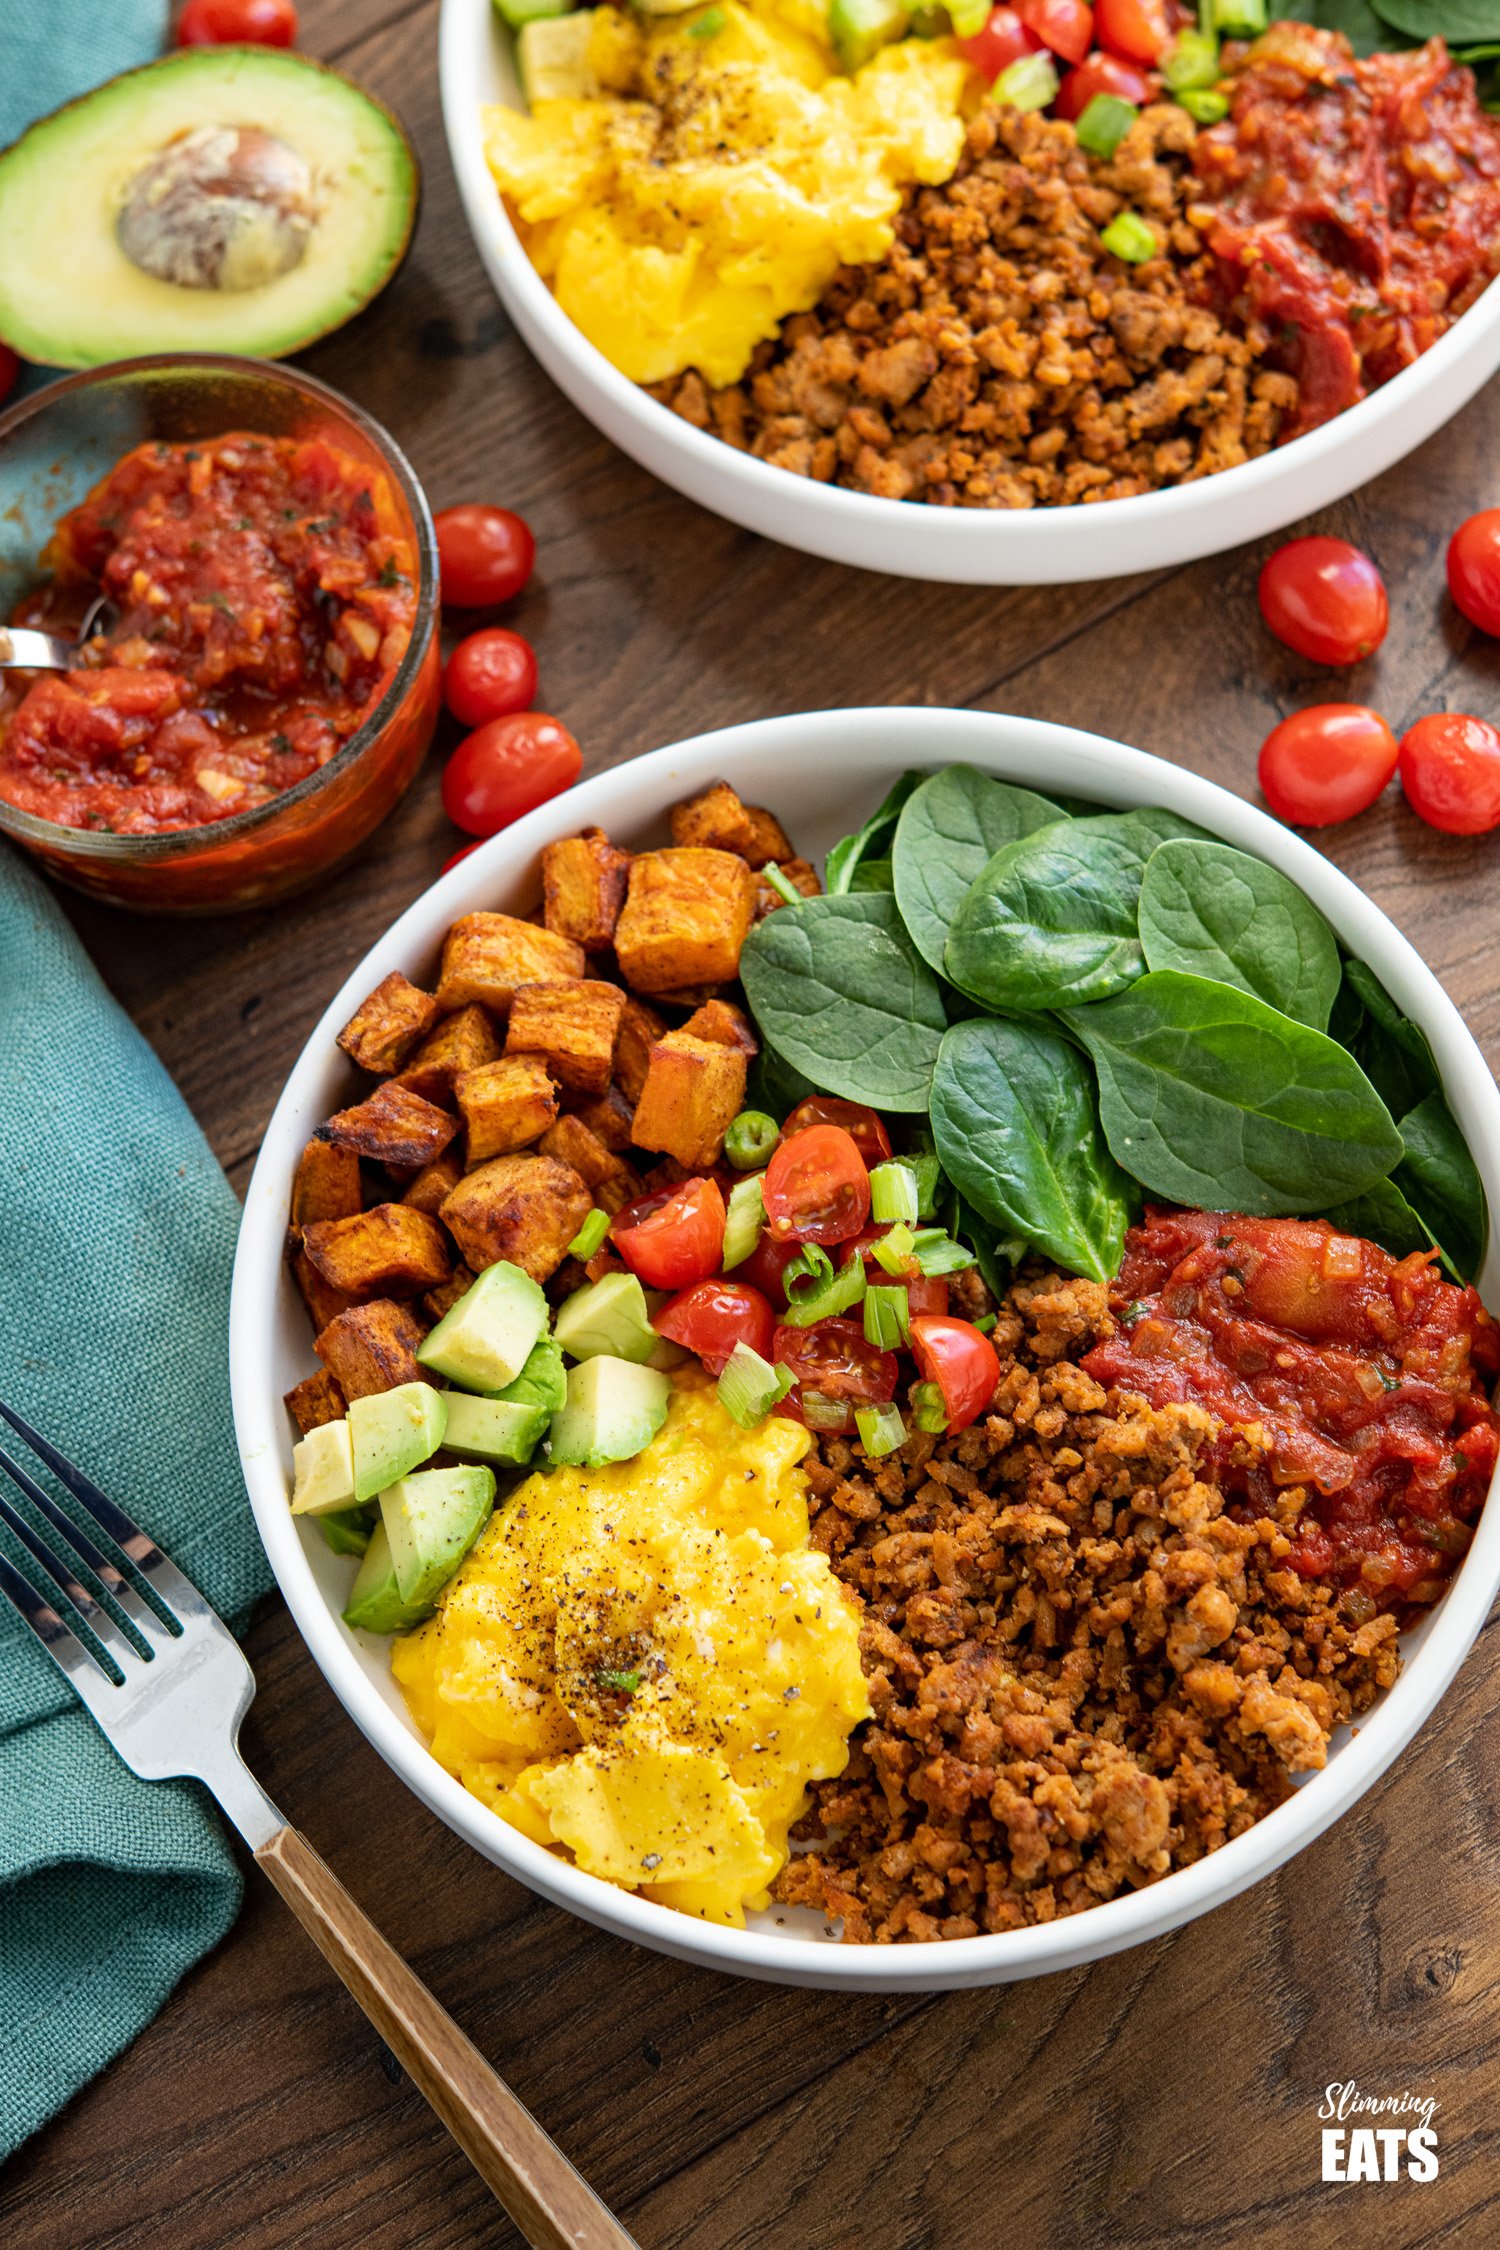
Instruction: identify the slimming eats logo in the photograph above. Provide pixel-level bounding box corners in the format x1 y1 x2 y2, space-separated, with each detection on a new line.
1319 2083 1439 2182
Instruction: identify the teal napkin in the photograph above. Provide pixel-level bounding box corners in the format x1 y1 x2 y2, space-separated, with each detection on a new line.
0 0 168 147
0 845 273 2157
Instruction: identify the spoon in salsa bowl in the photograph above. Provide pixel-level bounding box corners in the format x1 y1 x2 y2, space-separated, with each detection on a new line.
0 593 117 670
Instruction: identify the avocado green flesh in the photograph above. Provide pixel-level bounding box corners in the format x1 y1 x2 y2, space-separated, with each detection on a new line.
342 1518 433 1635
553 1272 659 1364
547 1356 671 1468
0 47 417 367
380 1465 497 1608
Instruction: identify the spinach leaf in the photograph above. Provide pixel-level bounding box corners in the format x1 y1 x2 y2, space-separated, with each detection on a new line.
1326 962 1365 1052
747 1040 819 1120
945 808 1206 1012
1137 838 1342 1031
824 772 923 896
930 1017 1135 1281
893 765 1065 974
950 1189 1026 1300
1344 960 1439 1116
1061 970 1404 1213
1370 0 1498 41
738 893 947 1113
1323 1176 1435 1262
848 857 894 893
1394 1090 1487 1280
1270 0 1391 54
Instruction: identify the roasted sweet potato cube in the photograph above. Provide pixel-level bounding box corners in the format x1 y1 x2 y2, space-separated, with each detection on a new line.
754 856 822 919
614 849 756 994
505 978 626 1097
402 1146 465 1216
436 913 585 1015
614 997 667 1104
630 1030 747 1169
424 1263 476 1322
323 1083 458 1170
396 1004 501 1106
571 1082 636 1153
682 997 758 1056
284 1368 347 1436
291 1139 363 1234
455 1054 559 1161
315 1300 427 1401
336 972 441 1076
539 1111 628 1192
440 1153 592 1282
542 828 632 951
738 804 796 868
670 783 793 870
290 1248 357 1336
594 1171 636 1215
302 1204 452 1299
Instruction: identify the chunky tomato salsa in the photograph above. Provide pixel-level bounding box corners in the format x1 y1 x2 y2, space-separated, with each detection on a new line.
1196 27 1500 441
0 433 419 836
1084 1208 1500 1608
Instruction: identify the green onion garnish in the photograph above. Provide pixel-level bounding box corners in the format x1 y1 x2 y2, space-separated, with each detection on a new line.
567 1208 611 1259
724 1109 780 1170
802 1389 849 1431
994 50 1059 109
1075 93 1138 157
1177 86 1230 122
864 1284 910 1350
1163 29 1218 89
722 1174 767 1269
1100 211 1159 264
908 1147 943 1219
912 1381 949 1435
871 1221 917 1277
717 1342 795 1428
869 1161 919 1226
1214 0 1265 29
909 1228 978 1278
688 4 725 33
947 0 990 34
855 1402 908 1457
974 1311 998 1335
759 863 804 907
782 1247 866 1327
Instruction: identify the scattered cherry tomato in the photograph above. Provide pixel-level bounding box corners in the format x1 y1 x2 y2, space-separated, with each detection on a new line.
763 1124 871 1246
772 1317 899 1435
0 345 18 409
443 627 538 729
441 842 482 874
1398 712 1500 836
613 1177 726 1291
433 504 535 607
1258 704 1399 827
959 4 1040 82
441 711 580 837
1054 49 1152 114
910 1316 1001 1431
177 0 297 42
781 1096 892 1167
1016 0 1093 63
1094 0 1169 63
735 1230 809 1309
654 1279 775 1375
1446 509 1500 639
1258 537 1388 667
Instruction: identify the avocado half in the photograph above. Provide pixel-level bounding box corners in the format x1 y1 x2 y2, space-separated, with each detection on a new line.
0 46 419 366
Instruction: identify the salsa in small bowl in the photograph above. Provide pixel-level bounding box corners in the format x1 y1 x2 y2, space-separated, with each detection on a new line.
0 355 440 912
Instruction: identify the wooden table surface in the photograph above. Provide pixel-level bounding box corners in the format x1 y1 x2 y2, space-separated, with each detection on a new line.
8 4 1500 2244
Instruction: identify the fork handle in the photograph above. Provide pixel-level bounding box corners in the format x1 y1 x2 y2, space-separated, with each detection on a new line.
255 1825 640 2250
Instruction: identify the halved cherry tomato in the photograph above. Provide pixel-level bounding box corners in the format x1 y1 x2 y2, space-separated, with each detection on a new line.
0 345 18 407
433 504 536 607
763 1124 870 1246
654 1280 774 1375
737 1230 809 1308
772 1317 899 1434
1447 509 1500 639
1398 713 1500 836
1016 0 1093 63
1258 538 1388 667
1258 704 1399 827
178 0 297 41
442 712 581 837
612 1177 726 1290
781 1097 892 1167
910 1316 1001 1431
1054 49 1152 114
959 4 1040 82
1094 0 1169 62
443 627 538 728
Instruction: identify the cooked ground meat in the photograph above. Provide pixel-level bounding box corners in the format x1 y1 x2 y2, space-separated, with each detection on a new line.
776 1269 1402 1944
653 101 1297 509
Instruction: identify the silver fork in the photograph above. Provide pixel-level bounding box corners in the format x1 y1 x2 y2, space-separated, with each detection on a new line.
0 1399 638 2250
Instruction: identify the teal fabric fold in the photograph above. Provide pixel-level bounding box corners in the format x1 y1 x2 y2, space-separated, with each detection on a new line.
0 0 169 147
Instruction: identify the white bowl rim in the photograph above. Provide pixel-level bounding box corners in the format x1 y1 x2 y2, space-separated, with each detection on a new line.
231 706 1500 1992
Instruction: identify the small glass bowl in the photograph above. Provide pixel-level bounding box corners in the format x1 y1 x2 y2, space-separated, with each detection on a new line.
0 355 440 913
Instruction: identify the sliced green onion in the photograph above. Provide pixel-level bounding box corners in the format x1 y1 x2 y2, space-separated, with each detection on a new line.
856 1402 908 1457
802 1389 851 1432
908 1148 943 1219
782 1248 866 1327
567 1207 611 1259
871 1220 916 1277
722 1174 766 1269
688 3 725 32
869 1161 919 1226
1214 0 1265 29
1100 211 1159 264
1075 92 1138 157
760 863 803 908
909 1228 978 1278
974 1311 998 1335
1163 29 1219 88
947 0 990 33
724 1110 780 1170
1177 85 1230 121
994 50 1059 109
717 1342 794 1428
912 1381 949 1435
864 1283 910 1349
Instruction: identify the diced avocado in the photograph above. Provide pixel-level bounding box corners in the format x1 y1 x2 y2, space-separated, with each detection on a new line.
348 1381 447 1504
829 0 909 71
320 1505 376 1558
380 1465 497 1608
554 1272 659 1365
290 1419 357 1517
496 0 570 26
493 1336 568 1415
443 1391 550 1467
417 1260 548 1394
518 12 599 100
547 1357 671 1468
641 1290 692 1372
343 1518 435 1635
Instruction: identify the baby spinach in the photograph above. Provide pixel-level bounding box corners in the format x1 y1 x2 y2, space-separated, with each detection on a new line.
738 892 947 1112
1061 970 1404 1213
824 772 922 896
1395 1091 1487 1280
1270 0 1390 54
893 765 1064 973
1370 0 1499 41
1137 838 1342 1031
1324 1177 1435 1263
930 1018 1135 1281
1342 960 1439 1117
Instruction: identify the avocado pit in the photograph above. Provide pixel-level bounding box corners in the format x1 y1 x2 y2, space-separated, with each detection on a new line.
116 124 315 293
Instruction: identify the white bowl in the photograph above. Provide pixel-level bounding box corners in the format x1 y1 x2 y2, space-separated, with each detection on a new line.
231 708 1500 1991
438 0 1500 585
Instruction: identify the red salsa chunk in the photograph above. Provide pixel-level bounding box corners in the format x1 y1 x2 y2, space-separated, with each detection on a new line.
0 432 419 836
1083 1207 1500 1607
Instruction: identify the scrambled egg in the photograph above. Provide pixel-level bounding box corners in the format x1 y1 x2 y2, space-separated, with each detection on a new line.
484 0 968 385
392 1373 870 1926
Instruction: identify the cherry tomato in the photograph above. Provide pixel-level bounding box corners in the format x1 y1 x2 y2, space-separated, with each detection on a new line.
910 1316 1001 1431
0 345 18 408
772 1317 899 1435
1447 509 1500 639
442 712 581 837
1258 538 1388 667
736 1231 808 1308
612 1177 725 1290
654 1279 774 1375
959 5 1040 81
433 505 536 607
177 0 297 41
781 1096 892 1167
1016 0 1093 62
441 841 482 873
1094 0 1169 62
1398 713 1500 836
1054 49 1153 114
763 1125 870 1247
443 627 538 729
1258 704 1399 827
835 1226 951 1318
